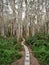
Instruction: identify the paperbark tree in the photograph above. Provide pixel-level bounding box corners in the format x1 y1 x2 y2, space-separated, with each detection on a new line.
17 0 23 41
46 0 49 35
9 0 16 36
0 0 4 36
25 0 29 38
29 0 36 36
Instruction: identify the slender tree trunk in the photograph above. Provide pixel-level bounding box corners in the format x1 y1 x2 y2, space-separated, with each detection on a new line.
47 0 49 35
25 0 29 38
0 0 4 36
9 0 16 36
29 15 35 36
17 0 22 41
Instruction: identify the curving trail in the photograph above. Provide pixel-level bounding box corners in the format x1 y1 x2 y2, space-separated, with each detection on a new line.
11 38 40 65
22 38 40 65
22 39 30 65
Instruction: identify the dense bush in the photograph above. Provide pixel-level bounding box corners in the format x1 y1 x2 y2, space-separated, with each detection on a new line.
25 34 49 65
25 36 36 45
0 37 22 65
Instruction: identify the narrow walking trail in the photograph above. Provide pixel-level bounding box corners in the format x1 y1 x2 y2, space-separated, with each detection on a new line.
22 38 40 65
29 47 40 65
11 39 40 65
22 39 30 65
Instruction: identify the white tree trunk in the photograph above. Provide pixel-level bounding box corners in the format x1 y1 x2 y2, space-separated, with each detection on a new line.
9 0 16 36
0 0 4 36
25 0 29 38
17 0 22 41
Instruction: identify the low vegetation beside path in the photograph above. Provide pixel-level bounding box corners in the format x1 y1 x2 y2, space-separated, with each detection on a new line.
0 36 23 65
25 33 49 65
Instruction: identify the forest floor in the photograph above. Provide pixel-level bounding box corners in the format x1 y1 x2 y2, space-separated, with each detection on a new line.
11 41 41 65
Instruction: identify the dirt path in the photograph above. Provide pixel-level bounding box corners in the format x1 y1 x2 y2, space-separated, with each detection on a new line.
22 41 30 65
11 50 25 65
11 39 41 65
28 47 40 65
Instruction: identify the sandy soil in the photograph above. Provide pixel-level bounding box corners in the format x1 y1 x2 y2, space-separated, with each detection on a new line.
28 47 41 65
11 44 41 65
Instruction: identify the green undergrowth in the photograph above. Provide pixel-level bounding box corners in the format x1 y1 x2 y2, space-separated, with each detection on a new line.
0 36 23 65
25 33 49 65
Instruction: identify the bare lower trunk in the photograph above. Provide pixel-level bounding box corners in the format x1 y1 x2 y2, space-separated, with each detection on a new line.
17 0 22 41
9 0 16 36
0 0 4 36
25 0 29 38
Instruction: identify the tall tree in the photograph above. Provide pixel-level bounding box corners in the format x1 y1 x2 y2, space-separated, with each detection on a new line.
17 0 23 41
25 0 29 38
0 0 5 36
29 0 36 36
46 0 49 35
9 0 16 36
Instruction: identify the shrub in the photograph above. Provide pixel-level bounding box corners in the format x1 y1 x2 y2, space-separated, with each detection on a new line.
0 37 22 65
26 33 49 65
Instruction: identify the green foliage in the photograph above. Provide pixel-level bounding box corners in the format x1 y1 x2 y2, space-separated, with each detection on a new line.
25 33 49 65
25 36 35 45
32 51 49 65
0 37 22 65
